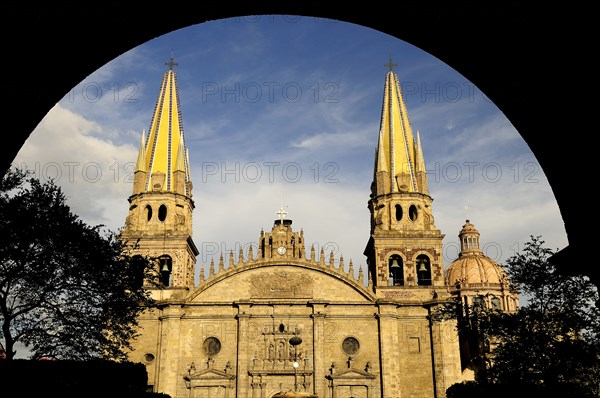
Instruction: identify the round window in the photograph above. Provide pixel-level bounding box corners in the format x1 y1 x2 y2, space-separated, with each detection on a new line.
342 336 360 356
203 337 222 356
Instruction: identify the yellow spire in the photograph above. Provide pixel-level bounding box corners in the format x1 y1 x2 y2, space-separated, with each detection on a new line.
185 148 191 177
376 128 388 174
374 59 426 195
415 130 429 194
140 55 191 195
135 129 146 172
415 130 426 173
174 135 186 172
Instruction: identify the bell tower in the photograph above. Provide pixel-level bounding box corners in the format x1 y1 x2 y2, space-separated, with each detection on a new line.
121 55 198 293
364 58 445 292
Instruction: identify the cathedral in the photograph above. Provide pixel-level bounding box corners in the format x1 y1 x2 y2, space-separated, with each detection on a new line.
120 56 519 398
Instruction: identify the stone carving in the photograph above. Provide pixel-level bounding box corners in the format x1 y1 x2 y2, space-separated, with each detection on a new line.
374 203 387 227
347 356 354 369
278 341 285 360
382 290 416 299
268 343 274 361
422 204 434 227
174 210 185 227
124 212 135 230
150 172 165 191
250 271 313 298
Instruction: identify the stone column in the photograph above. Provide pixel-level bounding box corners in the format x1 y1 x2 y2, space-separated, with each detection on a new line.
251 375 259 398
236 303 251 398
429 306 461 397
310 303 326 396
156 305 183 397
377 303 401 397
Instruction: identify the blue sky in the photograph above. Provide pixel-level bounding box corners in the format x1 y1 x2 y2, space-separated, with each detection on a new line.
13 15 567 285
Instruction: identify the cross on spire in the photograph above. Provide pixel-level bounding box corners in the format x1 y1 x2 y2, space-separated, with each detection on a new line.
384 54 398 72
276 193 288 223
165 49 178 70
276 207 288 223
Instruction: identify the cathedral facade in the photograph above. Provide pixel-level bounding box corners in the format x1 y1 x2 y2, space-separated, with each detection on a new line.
120 57 518 398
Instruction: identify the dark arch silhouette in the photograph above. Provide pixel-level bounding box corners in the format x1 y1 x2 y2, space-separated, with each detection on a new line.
3 3 592 287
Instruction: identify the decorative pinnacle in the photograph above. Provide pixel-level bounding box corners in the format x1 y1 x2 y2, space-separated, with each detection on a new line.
384 54 397 72
165 49 178 70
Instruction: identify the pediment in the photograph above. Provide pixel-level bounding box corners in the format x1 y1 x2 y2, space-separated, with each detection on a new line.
327 368 376 380
185 368 236 381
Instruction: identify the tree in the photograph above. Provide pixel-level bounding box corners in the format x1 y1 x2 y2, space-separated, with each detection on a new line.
487 236 600 394
0 168 156 361
437 236 600 397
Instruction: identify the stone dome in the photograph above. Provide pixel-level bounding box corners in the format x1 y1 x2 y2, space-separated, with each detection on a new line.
444 220 509 287
445 252 508 286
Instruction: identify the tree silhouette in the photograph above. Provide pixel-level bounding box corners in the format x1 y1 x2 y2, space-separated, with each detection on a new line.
0 168 157 361
434 236 600 397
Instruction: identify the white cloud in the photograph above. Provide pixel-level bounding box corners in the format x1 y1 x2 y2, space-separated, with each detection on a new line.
9 18 567 297
290 128 371 150
12 104 136 230
432 167 567 268
193 180 369 283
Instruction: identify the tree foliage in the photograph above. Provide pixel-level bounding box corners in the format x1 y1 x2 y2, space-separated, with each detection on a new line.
435 236 600 397
488 236 600 393
0 168 156 361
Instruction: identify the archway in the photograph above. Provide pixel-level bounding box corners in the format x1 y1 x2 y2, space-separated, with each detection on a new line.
3 4 593 287
10 16 568 288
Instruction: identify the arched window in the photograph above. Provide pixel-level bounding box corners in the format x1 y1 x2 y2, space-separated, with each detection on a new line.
416 254 431 286
146 205 153 221
388 255 404 286
395 204 403 221
158 204 167 222
159 255 172 287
